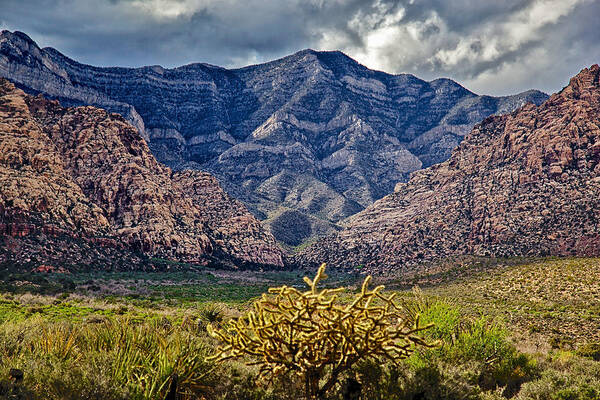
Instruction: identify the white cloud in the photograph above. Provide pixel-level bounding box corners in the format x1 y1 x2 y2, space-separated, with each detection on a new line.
315 0 593 94
433 0 583 69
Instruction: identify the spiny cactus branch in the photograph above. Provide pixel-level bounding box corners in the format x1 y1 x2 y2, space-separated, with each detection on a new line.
207 263 434 399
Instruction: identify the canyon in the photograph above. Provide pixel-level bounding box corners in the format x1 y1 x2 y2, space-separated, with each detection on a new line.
0 30 548 246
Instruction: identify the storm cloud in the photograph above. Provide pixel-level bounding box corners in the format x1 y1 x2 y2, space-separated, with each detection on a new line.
1 0 598 95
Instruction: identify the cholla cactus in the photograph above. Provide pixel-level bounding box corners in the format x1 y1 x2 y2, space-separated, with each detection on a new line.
207 264 433 399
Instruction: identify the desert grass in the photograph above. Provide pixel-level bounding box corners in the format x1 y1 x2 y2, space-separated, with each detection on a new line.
0 258 599 399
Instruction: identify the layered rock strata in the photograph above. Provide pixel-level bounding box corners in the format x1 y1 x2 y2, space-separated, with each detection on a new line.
0 30 548 246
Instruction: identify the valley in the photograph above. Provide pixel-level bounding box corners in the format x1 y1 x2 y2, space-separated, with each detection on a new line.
0 19 599 400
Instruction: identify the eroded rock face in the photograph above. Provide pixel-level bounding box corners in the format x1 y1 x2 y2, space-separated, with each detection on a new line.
298 65 600 272
0 79 284 270
0 30 548 246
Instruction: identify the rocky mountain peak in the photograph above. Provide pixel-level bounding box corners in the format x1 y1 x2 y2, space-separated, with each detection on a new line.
297 64 600 272
0 30 42 60
0 30 549 247
0 30 36 46
560 64 600 101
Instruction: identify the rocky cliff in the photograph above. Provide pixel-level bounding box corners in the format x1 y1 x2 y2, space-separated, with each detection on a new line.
298 65 600 272
0 30 548 246
0 78 284 270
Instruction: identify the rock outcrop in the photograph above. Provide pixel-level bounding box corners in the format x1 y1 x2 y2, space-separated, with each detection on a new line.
0 30 548 246
298 65 600 272
0 78 284 270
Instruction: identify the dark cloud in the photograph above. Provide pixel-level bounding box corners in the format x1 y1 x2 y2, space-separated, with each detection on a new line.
1 0 597 95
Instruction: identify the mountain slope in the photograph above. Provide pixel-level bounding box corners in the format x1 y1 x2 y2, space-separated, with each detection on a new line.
0 30 548 246
0 78 284 270
298 65 600 272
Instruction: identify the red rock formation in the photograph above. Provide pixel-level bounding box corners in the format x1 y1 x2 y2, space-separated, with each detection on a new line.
299 65 600 272
33 264 68 274
0 79 284 269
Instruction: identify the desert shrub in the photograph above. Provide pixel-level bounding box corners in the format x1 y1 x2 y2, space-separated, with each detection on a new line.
208 264 433 399
395 293 538 398
515 353 600 400
353 358 488 400
576 343 600 361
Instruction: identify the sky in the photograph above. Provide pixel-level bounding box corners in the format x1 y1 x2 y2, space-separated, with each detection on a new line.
1 0 599 96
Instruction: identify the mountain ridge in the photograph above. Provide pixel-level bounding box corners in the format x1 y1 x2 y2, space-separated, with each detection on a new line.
0 30 549 246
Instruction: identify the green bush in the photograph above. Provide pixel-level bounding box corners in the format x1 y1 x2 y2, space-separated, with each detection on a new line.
577 343 600 361
516 354 600 400
400 297 538 398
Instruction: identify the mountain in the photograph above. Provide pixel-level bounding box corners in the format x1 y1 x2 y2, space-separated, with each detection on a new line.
0 30 549 246
298 65 600 273
0 78 284 270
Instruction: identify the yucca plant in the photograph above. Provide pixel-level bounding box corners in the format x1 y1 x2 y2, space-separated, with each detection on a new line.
197 304 224 332
0 317 214 399
84 319 214 399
